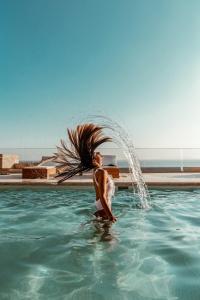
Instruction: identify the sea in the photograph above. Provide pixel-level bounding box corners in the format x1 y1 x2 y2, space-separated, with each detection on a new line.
1 148 200 168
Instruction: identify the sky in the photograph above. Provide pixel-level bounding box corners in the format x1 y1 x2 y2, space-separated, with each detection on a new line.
1 0 200 148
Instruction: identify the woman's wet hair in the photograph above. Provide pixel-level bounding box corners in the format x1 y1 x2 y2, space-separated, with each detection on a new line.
53 123 111 183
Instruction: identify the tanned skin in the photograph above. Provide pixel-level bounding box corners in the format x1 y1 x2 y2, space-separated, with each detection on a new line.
93 153 117 223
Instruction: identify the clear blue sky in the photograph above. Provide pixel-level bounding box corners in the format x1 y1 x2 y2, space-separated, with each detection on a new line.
1 0 200 148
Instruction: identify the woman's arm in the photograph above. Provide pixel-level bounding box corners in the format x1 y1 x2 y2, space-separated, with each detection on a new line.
98 169 116 222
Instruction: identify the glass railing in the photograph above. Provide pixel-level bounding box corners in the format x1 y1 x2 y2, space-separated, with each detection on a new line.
1 147 200 169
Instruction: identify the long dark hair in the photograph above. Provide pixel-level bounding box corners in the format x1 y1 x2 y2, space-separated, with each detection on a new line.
53 123 112 183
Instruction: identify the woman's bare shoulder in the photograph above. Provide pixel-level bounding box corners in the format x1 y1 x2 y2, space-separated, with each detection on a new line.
96 168 107 177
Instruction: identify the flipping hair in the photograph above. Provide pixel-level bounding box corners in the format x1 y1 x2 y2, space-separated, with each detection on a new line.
53 123 112 183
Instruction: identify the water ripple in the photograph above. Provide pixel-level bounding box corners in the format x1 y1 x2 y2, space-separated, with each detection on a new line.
0 188 200 299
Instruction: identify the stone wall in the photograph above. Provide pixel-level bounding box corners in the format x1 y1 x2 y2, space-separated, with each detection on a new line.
0 154 19 169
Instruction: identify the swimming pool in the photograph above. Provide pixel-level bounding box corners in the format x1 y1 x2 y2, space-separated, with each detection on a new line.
0 188 200 300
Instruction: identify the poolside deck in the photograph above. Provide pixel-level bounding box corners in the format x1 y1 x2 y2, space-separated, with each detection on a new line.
1 172 200 189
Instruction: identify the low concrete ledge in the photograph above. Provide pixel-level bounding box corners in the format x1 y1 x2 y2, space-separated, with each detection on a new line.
1 172 200 189
104 166 119 178
1 181 200 189
142 167 181 173
120 167 200 173
22 166 56 179
182 167 200 172
146 181 200 187
119 167 183 173
5 166 200 175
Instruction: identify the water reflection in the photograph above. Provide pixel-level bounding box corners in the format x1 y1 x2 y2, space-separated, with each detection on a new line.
92 218 117 243
1 188 200 299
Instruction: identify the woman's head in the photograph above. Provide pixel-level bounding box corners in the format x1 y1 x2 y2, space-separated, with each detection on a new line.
54 123 111 183
93 152 103 168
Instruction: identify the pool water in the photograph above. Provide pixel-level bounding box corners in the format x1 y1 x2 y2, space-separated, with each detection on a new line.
0 188 200 300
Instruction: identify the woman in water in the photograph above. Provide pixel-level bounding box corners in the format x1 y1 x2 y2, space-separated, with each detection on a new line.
53 123 117 223
93 152 117 222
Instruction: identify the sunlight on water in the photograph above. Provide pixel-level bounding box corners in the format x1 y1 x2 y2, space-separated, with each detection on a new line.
1 188 200 300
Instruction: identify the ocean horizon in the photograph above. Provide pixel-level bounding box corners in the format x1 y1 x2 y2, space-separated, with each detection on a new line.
13 159 200 168
1 148 200 168
118 159 200 168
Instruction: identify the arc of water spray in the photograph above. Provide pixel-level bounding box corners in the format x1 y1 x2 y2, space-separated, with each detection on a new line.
86 115 151 209
38 115 150 208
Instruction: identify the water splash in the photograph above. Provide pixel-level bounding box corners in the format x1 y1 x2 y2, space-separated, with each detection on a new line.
86 115 150 209
39 114 150 208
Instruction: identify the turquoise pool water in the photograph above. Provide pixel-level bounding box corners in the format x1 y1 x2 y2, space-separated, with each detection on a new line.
0 188 200 300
